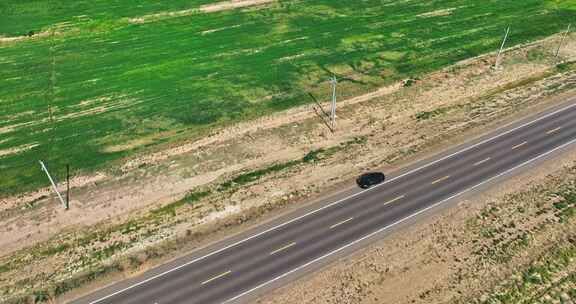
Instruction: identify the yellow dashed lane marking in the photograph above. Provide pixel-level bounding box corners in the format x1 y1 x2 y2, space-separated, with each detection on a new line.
511 141 528 150
270 242 296 255
201 270 232 285
547 127 562 134
431 175 450 185
330 217 354 229
383 195 405 206
473 157 491 166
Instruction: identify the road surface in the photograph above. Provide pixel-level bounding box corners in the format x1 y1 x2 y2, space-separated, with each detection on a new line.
74 100 576 304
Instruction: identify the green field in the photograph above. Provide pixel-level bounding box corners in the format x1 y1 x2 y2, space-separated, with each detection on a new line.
1 0 575 196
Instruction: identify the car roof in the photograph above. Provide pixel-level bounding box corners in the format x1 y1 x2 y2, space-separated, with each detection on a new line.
362 172 384 176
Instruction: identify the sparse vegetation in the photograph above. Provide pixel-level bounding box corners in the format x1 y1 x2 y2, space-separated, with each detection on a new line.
152 190 211 216
217 160 301 192
478 241 576 304
415 107 453 121
217 137 365 192
556 60 576 72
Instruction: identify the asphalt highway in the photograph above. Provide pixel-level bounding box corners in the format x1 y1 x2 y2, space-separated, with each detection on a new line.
74 100 576 304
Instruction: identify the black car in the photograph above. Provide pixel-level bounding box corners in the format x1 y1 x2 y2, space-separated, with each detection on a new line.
356 172 386 189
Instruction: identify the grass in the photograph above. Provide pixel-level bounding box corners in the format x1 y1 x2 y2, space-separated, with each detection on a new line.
152 190 211 216
415 106 452 121
556 60 576 72
217 160 301 192
39 243 70 256
1 0 576 196
554 188 576 220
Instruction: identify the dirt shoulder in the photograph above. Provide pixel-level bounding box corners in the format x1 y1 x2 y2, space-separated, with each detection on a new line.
2 33 576 303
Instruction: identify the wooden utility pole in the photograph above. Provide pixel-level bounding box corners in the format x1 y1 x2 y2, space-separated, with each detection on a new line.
495 26 510 69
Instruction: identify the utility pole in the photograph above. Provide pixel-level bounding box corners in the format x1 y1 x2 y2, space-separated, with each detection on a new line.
555 23 572 59
330 75 337 131
39 160 68 210
495 26 510 70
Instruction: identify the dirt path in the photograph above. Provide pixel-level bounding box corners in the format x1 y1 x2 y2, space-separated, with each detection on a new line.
0 31 54 45
201 0 276 13
129 0 276 24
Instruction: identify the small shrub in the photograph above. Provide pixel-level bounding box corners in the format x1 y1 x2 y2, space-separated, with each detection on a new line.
415 107 450 121
40 243 70 256
0 264 10 274
556 61 576 72
152 191 211 216
303 149 324 163
554 201 568 210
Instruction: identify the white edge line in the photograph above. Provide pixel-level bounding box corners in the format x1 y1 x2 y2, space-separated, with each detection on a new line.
222 136 576 304
87 101 576 304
